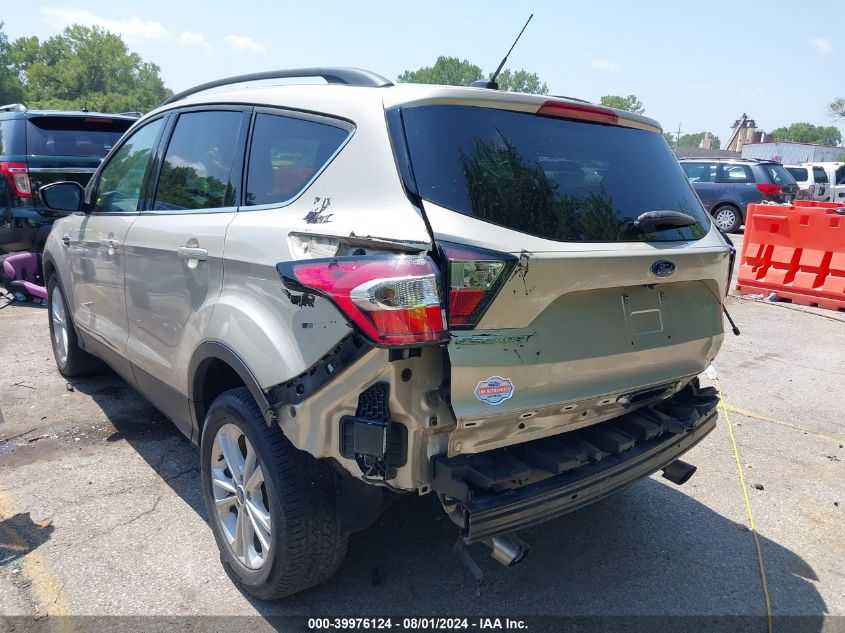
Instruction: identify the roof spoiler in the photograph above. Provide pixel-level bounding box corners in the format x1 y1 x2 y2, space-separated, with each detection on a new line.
161 67 393 106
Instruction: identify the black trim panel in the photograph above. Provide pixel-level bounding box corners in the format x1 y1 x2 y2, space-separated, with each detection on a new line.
132 363 193 439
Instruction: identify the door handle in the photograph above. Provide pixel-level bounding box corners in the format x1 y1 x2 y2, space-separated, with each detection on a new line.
61 234 71 246
100 238 120 248
178 246 208 261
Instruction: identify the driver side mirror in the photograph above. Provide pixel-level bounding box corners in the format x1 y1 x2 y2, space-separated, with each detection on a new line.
40 181 85 212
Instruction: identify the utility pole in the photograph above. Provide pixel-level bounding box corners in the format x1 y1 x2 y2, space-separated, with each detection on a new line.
674 123 681 150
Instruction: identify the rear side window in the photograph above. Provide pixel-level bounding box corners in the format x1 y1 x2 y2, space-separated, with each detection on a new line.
25 116 131 157
681 162 717 183
399 105 710 242
0 119 25 155
244 113 350 206
154 111 244 211
720 164 752 183
786 167 808 182
835 166 845 185
813 167 828 183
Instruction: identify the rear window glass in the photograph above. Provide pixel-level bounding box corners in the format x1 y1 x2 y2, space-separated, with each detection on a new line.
760 164 794 186
786 167 808 182
813 167 828 184
720 165 752 183
399 105 710 242
25 116 132 157
245 113 349 206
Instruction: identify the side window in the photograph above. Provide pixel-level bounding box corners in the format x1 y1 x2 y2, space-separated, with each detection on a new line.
719 164 752 183
835 166 845 185
154 111 243 211
245 113 350 206
786 167 808 182
93 118 164 213
681 162 717 183
813 167 828 184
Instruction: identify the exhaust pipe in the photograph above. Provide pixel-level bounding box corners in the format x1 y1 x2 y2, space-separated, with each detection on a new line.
661 459 697 485
483 533 528 567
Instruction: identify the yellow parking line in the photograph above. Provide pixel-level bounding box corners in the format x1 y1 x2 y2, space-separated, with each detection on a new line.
717 381 773 633
0 487 76 626
724 403 844 446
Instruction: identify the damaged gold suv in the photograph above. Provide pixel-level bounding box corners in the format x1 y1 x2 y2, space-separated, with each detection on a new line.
39 68 732 598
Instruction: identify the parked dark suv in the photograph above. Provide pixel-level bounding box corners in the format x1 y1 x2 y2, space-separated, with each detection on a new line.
678 157 798 232
0 104 136 254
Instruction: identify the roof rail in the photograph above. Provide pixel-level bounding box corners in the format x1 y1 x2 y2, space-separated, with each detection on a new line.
0 103 27 113
161 67 393 106
116 111 143 118
679 156 765 162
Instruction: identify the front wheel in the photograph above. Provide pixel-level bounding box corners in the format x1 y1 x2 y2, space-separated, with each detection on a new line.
47 274 103 377
201 387 348 599
712 205 742 233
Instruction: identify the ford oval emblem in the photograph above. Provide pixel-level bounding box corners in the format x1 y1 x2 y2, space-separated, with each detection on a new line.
650 260 676 278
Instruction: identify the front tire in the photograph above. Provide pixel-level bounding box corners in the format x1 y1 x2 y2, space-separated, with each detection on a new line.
201 387 348 599
712 204 742 233
47 274 103 377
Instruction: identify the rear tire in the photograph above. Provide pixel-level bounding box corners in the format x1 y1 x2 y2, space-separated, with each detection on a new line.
47 274 103 377
712 204 742 233
201 387 348 599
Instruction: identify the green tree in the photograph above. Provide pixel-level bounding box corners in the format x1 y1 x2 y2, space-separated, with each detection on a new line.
599 94 645 115
830 97 845 120
677 132 721 149
663 131 675 146
492 68 547 94
398 56 483 87
770 122 842 146
6 24 170 113
0 22 25 103
398 56 547 94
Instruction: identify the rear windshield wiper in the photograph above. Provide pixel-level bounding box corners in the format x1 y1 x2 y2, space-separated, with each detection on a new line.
623 210 697 235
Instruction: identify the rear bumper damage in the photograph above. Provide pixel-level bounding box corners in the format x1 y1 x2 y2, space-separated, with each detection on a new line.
431 380 719 543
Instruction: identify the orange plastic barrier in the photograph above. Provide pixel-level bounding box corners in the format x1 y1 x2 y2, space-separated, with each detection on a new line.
736 200 845 311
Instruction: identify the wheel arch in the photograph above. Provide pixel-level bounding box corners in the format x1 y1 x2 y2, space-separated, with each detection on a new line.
189 341 275 438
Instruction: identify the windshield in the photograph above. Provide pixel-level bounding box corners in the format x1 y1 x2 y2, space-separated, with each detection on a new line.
398 104 710 242
26 116 132 158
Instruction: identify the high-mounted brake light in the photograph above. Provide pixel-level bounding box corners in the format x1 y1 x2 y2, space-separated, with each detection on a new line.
0 162 31 197
442 242 516 328
278 256 447 346
537 101 619 126
756 183 782 195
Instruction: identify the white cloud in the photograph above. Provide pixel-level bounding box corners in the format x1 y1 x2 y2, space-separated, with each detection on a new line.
179 31 212 49
41 7 171 41
589 59 620 71
810 37 832 54
224 35 265 54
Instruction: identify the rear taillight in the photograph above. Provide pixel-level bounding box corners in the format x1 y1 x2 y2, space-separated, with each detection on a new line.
0 162 31 197
279 256 447 346
756 183 782 196
442 243 516 328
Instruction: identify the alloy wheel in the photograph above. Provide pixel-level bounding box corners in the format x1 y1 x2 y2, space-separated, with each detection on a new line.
210 423 272 570
50 287 69 366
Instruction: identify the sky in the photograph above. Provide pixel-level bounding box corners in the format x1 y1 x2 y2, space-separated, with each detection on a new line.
3 0 844 144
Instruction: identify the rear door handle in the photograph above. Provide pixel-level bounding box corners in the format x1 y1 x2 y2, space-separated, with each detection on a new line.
178 246 208 261
102 239 120 248
61 234 71 246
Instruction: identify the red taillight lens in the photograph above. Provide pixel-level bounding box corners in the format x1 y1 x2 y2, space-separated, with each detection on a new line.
279 256 447 346
756 183 782 195
442 242 516 328
537 101 619 125
0 162 31 197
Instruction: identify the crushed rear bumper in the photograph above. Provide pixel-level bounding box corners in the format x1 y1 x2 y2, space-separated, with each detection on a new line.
431 381 719 543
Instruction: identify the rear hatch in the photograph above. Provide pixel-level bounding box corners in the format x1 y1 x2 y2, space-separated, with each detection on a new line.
392 100 731 456
25 114 133 208
758 162 799 203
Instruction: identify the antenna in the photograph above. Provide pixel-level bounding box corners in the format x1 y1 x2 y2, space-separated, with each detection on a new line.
471 13 534 90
